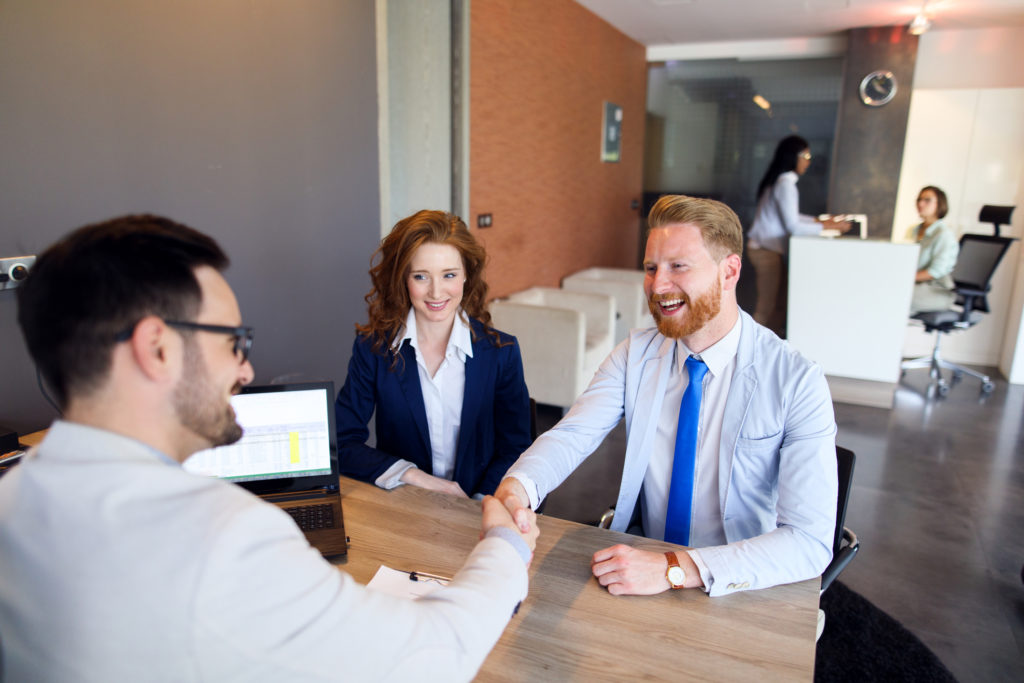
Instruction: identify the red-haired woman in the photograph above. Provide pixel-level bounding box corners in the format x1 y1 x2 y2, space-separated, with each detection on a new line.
335 210 531 497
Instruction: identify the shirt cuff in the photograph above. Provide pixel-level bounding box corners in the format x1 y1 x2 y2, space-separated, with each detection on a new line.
375 460 416 490
686 549 714 593
485 526 532 566
507 472 541 510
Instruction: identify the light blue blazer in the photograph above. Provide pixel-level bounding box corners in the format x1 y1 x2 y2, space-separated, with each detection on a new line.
507 310 838 596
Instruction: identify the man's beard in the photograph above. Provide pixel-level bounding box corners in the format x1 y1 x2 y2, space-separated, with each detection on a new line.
649 277 722 340
173 339 244 449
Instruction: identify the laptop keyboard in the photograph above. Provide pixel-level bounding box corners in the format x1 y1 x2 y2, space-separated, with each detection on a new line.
285 503 335 530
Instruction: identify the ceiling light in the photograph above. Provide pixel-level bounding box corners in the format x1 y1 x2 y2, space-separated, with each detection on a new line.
908 12 931 35
752 94 772 118
908 1 932 35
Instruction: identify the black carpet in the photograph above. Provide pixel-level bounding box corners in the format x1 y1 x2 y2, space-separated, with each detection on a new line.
816 581 958 682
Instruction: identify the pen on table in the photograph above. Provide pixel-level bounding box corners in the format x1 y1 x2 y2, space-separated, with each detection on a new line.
408 570 452 584
407 570 520 617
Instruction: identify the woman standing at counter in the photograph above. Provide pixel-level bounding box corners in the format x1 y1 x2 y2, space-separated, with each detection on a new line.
335 210 532 497
908 185 959 314
747 135 850 337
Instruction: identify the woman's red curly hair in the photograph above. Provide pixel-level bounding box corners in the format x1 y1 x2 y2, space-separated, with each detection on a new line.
357 210 505 364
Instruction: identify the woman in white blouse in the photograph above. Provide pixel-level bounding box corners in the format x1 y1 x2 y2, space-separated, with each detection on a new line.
747 135 850 337
335 210 532 497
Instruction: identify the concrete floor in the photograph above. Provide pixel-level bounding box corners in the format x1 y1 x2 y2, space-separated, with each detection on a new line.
537 367 1024 683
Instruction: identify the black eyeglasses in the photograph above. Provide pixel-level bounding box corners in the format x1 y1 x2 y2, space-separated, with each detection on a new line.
114 320 255 362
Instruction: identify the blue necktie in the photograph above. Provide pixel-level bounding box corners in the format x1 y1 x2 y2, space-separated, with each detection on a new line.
665 356 708 545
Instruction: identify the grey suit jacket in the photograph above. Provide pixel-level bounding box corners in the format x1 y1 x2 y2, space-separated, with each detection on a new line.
508 310 837 597
0 421 527 681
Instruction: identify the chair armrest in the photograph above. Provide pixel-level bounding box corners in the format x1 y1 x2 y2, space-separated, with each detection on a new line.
820 528 860 593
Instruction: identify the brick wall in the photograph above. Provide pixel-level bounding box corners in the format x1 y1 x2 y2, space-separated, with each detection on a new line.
470 0 646 298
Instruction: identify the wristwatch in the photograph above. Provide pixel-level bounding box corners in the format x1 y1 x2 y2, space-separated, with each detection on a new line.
665 551 686 589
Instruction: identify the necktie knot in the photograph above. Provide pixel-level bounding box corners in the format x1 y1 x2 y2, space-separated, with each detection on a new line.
685 356 708 384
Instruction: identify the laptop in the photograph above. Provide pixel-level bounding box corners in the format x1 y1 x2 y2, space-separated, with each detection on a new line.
184 381 347 557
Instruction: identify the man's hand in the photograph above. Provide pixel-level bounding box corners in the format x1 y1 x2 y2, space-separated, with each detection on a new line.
493 477 533 533
481 495 539 555
400 468 468 498
591 545 702 596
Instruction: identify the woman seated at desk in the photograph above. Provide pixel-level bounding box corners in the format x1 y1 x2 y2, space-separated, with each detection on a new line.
747 135 851 337
908 185 959 314
336 210 532 498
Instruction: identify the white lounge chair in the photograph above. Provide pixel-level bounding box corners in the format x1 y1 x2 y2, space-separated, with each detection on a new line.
490 286 615 408
561 267 655 343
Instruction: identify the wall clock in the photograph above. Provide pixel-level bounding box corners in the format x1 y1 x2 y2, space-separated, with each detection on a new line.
859 70 897 107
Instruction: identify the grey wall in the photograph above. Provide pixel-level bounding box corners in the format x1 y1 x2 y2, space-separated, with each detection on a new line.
830 27 918 237
0 0 380 434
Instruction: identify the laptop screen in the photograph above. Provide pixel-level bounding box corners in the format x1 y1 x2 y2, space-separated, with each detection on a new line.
183 381 339 494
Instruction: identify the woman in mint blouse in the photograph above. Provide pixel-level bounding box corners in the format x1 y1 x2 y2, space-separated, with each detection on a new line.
908 186 959 314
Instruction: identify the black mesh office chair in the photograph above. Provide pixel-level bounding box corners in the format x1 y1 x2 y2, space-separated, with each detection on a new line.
901 233 1016 396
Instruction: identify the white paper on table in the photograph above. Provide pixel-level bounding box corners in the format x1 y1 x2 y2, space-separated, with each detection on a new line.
366 565 450 600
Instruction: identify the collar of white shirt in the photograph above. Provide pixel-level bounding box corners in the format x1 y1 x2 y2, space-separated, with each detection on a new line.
674 313 742 377
395 307 475 364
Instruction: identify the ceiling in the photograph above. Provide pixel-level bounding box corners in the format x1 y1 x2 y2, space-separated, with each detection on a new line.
575 0 1024 46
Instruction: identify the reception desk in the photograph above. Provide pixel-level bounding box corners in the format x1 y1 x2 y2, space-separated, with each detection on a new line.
787 236 919 407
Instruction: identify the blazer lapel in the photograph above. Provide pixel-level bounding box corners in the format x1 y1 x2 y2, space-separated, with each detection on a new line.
719 312 758 514
396 341 432 466
455 340 485 469
613 335 675 533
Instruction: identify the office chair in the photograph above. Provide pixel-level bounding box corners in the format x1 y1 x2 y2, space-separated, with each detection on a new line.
901 233 1015 396
821 446 859 593
978 204 1014 237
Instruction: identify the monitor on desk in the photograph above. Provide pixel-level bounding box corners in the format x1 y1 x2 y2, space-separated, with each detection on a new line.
183 381 347 556
183 381 338 496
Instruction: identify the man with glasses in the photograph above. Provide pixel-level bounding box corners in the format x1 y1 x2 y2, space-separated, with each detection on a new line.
0 214 537 681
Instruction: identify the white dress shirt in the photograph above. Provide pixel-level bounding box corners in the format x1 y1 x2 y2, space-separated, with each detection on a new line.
747 171 821 255
642 315 741 547
376 308 472 488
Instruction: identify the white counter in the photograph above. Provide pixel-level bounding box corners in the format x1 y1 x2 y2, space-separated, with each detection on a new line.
786 236 919 407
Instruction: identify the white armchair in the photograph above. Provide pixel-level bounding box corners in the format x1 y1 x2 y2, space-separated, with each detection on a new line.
489 286 615 408
561 267 655 343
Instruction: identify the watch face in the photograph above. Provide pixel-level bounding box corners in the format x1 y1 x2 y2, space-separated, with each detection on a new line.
668 566 686 586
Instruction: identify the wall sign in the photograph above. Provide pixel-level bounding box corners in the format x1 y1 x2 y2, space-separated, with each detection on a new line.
601 101 622 162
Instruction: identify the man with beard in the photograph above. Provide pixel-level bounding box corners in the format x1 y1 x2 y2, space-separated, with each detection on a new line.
0 215 538 681
495 195 837 597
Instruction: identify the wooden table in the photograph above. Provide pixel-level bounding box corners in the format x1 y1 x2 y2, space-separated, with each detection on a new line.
19 430 818 679
333 477 820 681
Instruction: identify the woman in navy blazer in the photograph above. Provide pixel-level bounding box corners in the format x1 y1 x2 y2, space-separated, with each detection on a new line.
336 210 532 497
